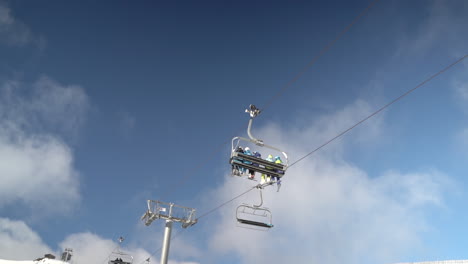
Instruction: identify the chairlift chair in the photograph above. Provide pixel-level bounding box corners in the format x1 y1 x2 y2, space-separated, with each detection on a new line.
236 186 274 229
108 250 133 264
230 104 289 179
236 205 274 229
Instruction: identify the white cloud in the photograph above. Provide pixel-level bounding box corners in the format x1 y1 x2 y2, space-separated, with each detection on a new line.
120 112 136 137
132 222 202 264
201 99 449 264
0 127 80 214
453 63 468 147
30 77 90 135
458 128 468 147
453 67 468 113
0 1 38 47
167 235 203 262
395 0 468 57
0 74 194 262
0 77 90 137
455 81 468 102
0 218 53 260
0 77 88 216
0 218 196 264
56 232 201 264
59 233 147 264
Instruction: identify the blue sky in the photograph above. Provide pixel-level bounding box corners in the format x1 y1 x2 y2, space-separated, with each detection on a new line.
0 0 467 263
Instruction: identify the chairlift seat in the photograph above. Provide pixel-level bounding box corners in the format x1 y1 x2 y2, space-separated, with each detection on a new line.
237 218 273 228
110 261 131 264
234 153 285 170
230 155 285 178
236 204 274 230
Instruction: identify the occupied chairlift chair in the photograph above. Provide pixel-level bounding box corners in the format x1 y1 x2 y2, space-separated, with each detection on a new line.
109 251 133 264
230 105 289 179
108 237 134 264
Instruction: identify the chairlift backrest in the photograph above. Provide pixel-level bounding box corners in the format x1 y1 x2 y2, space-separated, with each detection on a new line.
230 136 288 178
236 204 274 229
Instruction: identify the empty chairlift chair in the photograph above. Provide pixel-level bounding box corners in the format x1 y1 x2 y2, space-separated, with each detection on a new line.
236 185 274 229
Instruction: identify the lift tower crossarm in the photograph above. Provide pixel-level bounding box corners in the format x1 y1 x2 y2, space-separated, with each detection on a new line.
141 200 197 264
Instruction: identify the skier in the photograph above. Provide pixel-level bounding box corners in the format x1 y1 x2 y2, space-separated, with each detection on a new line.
261 154 274 183
232 146 244 176
274 156 283 192
243 147 255 179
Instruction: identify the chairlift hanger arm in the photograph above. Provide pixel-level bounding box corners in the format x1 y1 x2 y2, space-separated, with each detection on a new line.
253 187 263 208
245 104 263 146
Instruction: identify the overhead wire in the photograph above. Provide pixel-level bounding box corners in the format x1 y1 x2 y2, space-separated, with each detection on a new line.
135 229 185 264
125 0 464 250
289 54 468 167
133 0 382 262
261 0 381 113
100 245 120 264
100 234 129 264
133 53 468 264
195 53 468 220
155 0 380 204
157 0 381 201
134 185 258 263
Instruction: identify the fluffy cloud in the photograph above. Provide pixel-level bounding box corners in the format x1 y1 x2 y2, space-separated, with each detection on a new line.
54 231 200 264
455 80 468 102
0 128 79 214
453 67 468 112
0 218 196 264
59 233 147 264
453 62 468 148
395 0 468 57
201 100 449 264
0 1 42 47
0 77 90 137
0 77 88 216
120 111 136 138
0 218 53 260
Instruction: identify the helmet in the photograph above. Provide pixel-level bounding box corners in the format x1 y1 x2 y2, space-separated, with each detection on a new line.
244 147 250 151
275 156 282 161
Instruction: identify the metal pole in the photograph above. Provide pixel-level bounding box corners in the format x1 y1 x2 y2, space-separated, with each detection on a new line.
160 220 173 264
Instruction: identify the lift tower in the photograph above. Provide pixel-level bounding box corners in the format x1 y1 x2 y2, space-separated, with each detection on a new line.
141 200 197 264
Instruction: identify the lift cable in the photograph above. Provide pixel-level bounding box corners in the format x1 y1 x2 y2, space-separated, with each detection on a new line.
261 0 380 113
136 0 381 261
198 187 257 220
134 186 258 264
100 245 120 264
135 230 185 264
101 234 130 264
197 54 468 220
135 55 467 264
289 54 468 167
158 0 380 200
